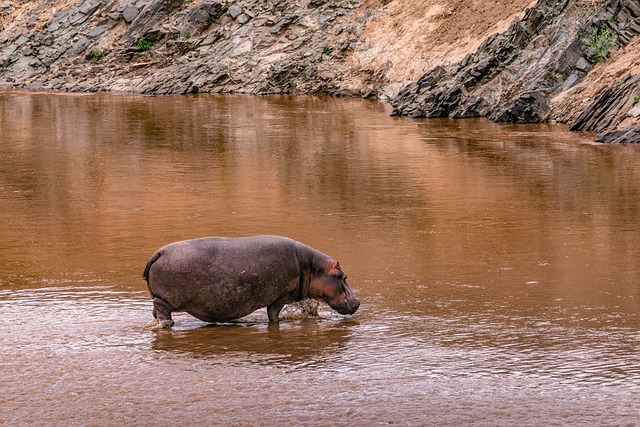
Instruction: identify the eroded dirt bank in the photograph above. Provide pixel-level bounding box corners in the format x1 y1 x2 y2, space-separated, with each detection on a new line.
1 0 639 141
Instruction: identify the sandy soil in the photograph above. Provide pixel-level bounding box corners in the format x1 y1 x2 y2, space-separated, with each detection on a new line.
353 0 536 83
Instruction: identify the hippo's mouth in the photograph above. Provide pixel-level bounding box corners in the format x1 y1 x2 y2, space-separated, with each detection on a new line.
332 300 360 315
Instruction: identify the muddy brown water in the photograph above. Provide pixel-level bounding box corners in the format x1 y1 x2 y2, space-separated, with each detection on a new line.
1 90 639 426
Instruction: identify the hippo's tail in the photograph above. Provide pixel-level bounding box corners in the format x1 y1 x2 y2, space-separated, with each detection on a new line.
143 251 162 283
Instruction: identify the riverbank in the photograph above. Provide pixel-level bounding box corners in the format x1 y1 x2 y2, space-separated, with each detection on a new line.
1 0 639 142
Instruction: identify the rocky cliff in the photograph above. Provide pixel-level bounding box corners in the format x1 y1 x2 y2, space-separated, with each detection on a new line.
391 0 640 142
1 0 639 142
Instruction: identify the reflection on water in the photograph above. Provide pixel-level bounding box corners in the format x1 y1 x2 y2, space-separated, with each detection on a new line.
151 320 358 369
1 90 640 425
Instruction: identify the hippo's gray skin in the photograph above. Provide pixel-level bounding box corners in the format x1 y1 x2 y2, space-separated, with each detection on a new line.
143 235 360 328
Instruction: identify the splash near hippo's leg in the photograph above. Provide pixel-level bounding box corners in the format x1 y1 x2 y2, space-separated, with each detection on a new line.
144 318 159 329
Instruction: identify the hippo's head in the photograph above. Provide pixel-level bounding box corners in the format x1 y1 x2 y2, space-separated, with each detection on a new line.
310 260 360 315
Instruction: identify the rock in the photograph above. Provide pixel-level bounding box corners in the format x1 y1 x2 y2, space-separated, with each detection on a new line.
228 4 242 19
575 57 591 72
78 0 101 16
254 35 276 48
628 104 640 118
188 1 226 32
391 0 578 122
417 66 446 91
389 0 640 133
570 74 640 132
560 73 580 91
65 36 91 58
237 13 249 24
1 3 12 10
126 0 184 37
115 2 130 13
493 91 549 123
122 5 140 23
88 24 110 38
595 125 640 143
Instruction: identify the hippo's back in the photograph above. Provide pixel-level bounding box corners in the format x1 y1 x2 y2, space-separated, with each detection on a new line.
144 235 304 322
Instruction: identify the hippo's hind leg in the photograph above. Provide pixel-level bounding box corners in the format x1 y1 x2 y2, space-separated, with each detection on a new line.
146 297 176 329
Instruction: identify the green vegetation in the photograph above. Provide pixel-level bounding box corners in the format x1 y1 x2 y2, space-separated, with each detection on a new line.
137 38 152 52
581 27 616 63
90 48 103 63
634 93 640 104
171 31 191 40
317 46 333 62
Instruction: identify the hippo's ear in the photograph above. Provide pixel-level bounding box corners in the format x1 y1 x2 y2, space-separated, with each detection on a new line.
329 261 341 273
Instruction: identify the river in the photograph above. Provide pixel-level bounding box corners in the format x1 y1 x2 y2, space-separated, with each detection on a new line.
1 90 639 426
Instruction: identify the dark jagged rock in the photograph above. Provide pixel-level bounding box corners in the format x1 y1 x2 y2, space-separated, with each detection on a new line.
392 0 640 132
595 124 640 143
127 0 193 40
570 74 640 132
493 91 549 124
187 1 226 34
391 0 580 122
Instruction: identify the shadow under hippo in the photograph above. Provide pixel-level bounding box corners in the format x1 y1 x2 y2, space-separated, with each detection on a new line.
143 235 360 328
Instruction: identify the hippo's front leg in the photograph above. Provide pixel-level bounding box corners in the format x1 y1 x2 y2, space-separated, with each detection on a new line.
267 295 288 323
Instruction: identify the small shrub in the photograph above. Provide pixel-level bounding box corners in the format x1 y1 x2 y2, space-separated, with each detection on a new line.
90 48 103 63
172 33 180 40
317 46 333 62
581 27 616 63
183 30 191 39
137 38 152 52
634 93 640 104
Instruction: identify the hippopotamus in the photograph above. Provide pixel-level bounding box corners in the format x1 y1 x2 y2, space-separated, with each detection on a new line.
143 235 360 328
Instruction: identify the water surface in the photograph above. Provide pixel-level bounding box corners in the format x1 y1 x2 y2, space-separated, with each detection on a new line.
1 90 639 426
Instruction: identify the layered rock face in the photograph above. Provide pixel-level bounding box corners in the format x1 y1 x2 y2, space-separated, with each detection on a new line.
0 0 372 94
391 0 640 142
1 0 639 142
